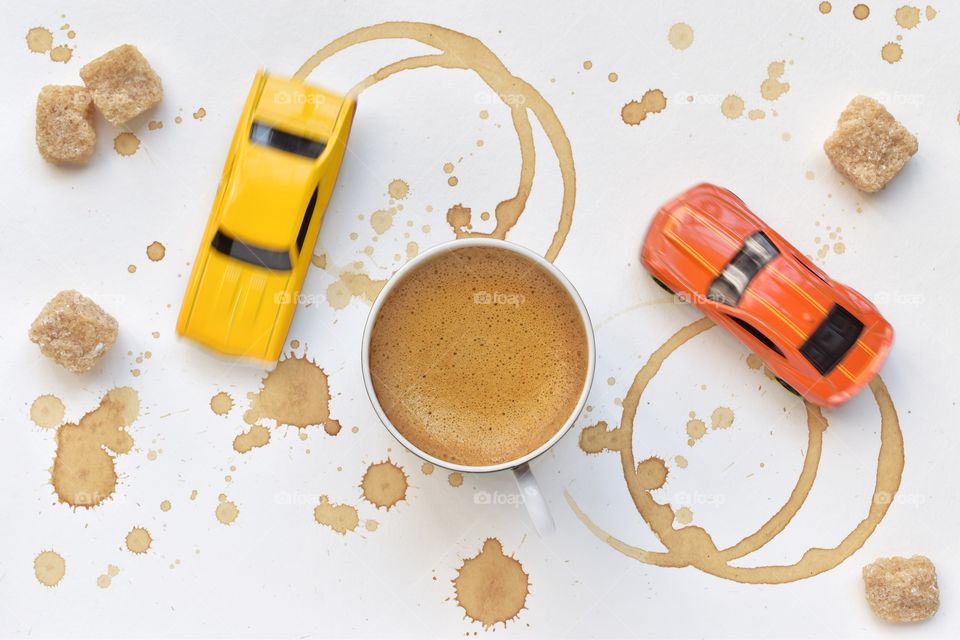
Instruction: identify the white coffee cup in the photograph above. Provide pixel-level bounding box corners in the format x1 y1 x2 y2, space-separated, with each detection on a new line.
361 238 596 535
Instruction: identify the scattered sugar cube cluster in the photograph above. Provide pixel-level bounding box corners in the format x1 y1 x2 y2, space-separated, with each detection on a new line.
29 290 118 374
35 44 162 165
824 95 918 193
862 555 939 623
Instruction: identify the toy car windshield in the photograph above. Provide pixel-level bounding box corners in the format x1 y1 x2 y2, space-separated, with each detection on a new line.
800 304 864 374
249 121 327 159
708 231 779 306
211 230 292 270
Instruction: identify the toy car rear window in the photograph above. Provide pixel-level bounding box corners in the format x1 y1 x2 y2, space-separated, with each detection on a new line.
707 231 779 306
212 230 292 271
249 122 327 159
800 304 864 375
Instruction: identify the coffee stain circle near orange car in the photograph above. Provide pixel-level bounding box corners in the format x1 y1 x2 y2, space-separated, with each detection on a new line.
567 317 904 584
295 21 575 263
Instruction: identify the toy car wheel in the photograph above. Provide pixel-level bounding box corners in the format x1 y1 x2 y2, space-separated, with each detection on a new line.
775 377 801 397
651 276 674 294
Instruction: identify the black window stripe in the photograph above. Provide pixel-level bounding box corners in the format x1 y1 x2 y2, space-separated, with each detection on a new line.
727 315 784 357
249 122 327 159
296 187 319 252
211 230 292 271
800 304 864 375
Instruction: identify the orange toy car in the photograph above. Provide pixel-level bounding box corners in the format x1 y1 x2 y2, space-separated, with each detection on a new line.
641 183 893 407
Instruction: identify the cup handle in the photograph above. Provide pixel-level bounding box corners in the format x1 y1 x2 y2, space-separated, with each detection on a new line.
513 462 556 536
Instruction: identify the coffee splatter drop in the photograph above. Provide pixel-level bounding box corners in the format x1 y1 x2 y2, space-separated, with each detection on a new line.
30 394 65 429
233 425 270 453
193 107 207 120
114 132 140 156
854 4 871 19
453 539 529 629
210 391 233 416
49 45 72 63
608 72 618 82
582 60 592 70
365 519 379 532
388 179 409 199
421 462 435 475
216 495 239 525
244 355 342 435
636 457 668 490
711 406 735 429
686 417 707 445
668 23 694 50
148 120 163 130
146 241 165 261
371 208 395 234
26 27 53 53
721 95 745 119
445 203 473 236
361 460 408 509
676 507 694 525
579 420 628 454
926 5 937 20
674 455 689 469
746 353 763 370
447 176 459 187
127 264 137 274
882 42 904 63
760 62 790 101
125 527 152 554
621 89 667 125
834 242 847 255
895 5 921 28
160 500 172 512
50 388 138 507
445 472 464 488
819 1 832 14
748 109 766 120
34 550 65 587
805 170 816 181
174 115 183 124
326 270 387 310
314 496 359 534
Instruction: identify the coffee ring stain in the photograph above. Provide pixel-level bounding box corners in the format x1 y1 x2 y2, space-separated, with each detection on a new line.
295 22 575 263
569 318 904 583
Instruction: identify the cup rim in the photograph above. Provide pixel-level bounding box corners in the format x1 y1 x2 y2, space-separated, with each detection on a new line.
361 237 596 474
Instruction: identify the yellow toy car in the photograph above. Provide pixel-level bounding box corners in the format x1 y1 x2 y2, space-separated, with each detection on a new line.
177 71 356 361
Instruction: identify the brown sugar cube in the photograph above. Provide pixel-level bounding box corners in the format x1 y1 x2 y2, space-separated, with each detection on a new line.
824 96 918 193
35 85 96 165
79 44 162 125
863 555 939 623
29 290 118 374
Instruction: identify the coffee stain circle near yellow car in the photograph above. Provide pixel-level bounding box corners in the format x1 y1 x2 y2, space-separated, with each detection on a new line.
295 21 575 263
567 317 904 584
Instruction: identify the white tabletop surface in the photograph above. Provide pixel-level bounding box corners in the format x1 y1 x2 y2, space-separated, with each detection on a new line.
2 1 958 638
